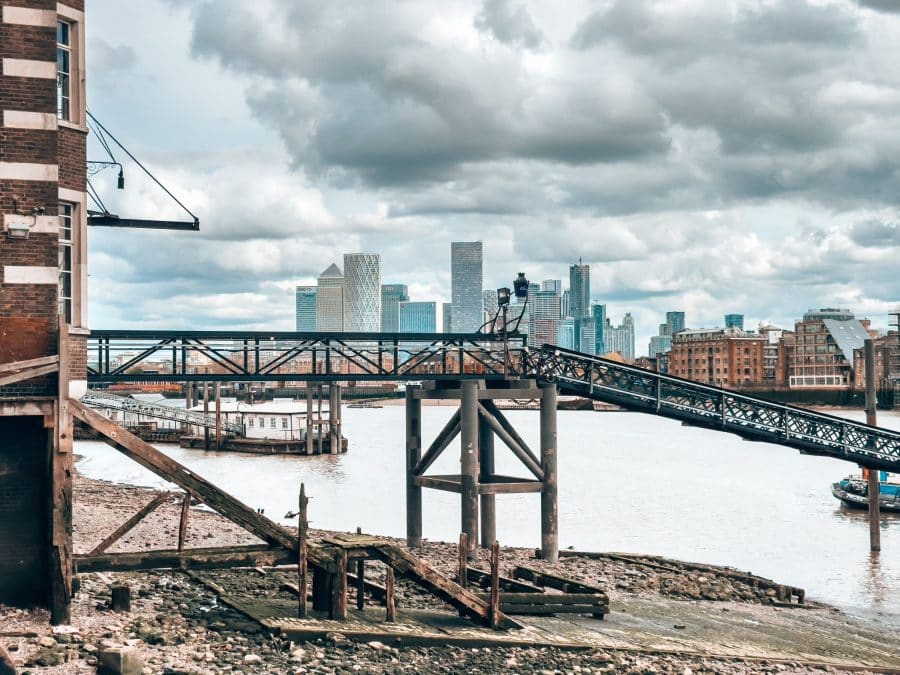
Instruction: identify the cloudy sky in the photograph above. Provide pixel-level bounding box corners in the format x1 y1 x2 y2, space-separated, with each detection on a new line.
85 0 900 352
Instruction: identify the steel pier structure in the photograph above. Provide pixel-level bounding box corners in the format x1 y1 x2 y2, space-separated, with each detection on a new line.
85 330 900 561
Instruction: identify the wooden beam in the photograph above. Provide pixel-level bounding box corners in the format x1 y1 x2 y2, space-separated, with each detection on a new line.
478 479 543 495
89 491 175 556
413 475 463 493
374 543 519 630
74 544 297 573
476 403 544 481
177 493 191 551
0 362 59 387
69 401 310 561
50 318 72 625
0 354 59 373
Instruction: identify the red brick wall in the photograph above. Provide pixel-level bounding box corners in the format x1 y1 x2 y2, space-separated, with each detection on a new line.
0 416 50 606
69 332 86 380
58 127 86 191
0 21 54 61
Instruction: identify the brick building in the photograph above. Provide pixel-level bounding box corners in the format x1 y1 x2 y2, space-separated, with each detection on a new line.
786 309 873 389
1 0 88 621
668 327 767 388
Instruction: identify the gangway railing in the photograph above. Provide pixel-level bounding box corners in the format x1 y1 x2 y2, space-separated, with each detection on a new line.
81 390 244 436
538 345 900 473
87 330 528 383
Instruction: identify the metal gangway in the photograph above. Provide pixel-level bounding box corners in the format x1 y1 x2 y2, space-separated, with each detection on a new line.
80 389 244 436
538 345 900 473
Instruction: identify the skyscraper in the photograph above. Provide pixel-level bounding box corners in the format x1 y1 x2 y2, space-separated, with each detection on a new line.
381 284 409 332
532 290 561 348
451 241 483 333
316 263 344 331
295 286 317 332
666 311 686 335
442 302 453 332
592 303 606 355
399 301 437 333
648 311 685 357
724 313 744 330
569 261 590 349
483 289 499 325
343 253 381 332
542 279 562 297
606 313 636 362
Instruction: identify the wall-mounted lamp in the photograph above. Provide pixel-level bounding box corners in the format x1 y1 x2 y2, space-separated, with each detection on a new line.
6 219 33 240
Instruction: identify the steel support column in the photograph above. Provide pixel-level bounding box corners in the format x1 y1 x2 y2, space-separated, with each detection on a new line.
406 385 422 547
540 382 558 562
461 380 479 558
214 382 222 450
305 387 314 455
202 382 210 450
865 339 881 552
479 413 495 549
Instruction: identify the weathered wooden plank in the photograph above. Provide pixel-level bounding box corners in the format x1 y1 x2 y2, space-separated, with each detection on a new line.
466 567 542 593
490 541 500 630
0 354 59 373
476 402 544 480
475 592 607 605
374 543 519 630
412 409 461 476
0 362 59 387
89 491 175 556
491 604 606 616
513 566 609 600
177 493 191 551
75 545 298 573
478 479 543 495
50 318 72 625
385 566 396 622
70 401 316 563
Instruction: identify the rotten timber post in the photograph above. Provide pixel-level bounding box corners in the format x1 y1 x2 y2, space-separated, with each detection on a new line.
490 540 500 630
385 566 396 622
298 483 308 618
214 382 222 450
328 385 337 454
178 493 191 551
460 380 480 558
865 339 881 552
50 317 73 624
479 413 496 549
406 385 422 547
356 527 365 610
540 382 559 563
203 382 210 450
458 532 469 588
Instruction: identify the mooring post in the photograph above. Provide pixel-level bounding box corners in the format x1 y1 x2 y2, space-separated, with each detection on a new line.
328 385 337 453
865 339 881 552
405 385 422 547
203 382 210 450
305 386 314 455
479 413 496 549
490 540 501 630
298 482 308 618
458 532 469 587
460 380 479 558
214 382 222 450
540 381 559 562
335 383 343 452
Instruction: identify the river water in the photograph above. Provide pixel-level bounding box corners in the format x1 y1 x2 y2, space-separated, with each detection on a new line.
76 405 900 626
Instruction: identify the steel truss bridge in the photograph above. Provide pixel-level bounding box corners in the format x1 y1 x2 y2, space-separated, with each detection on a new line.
81 389 244 435
86 330 900 472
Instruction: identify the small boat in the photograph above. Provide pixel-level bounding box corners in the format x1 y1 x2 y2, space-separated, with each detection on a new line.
831 474 900 513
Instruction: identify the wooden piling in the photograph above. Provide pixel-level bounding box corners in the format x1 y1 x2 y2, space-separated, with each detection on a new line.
385 566 396 622
406 385 422 547
203 382 210 450
490 541 500 630
332 549 348 620
50 318 73 624
865 339 881 552
328 385 337 454
540 382 558 563
356 527 365 610
479 415 496 548
298 483 308 618
458 532 469 588
214 382 222 450
177 493 191 552
460 381 479 558
110 584 131 612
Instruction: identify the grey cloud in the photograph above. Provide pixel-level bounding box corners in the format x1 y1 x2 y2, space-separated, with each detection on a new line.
857 0 900 13
849 220 900 247
88 38 138 72
474 0 545 50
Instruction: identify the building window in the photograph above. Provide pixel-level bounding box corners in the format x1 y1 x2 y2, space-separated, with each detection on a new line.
58 203 73 322
270 418 276 429
57 21 71 120
248 418 254 428
258 417 264 428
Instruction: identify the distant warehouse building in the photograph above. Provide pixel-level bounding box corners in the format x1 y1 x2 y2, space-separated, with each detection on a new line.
669 327 766 389
786 308 874 389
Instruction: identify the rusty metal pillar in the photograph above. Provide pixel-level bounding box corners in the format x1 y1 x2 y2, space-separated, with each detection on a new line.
214 382 222 450
203 382 210 450
865 339 881 552
406 385 422 547
460 380 479 558
316 385 324 455
305 387 313 455
479 413 495 549
540 381 558 562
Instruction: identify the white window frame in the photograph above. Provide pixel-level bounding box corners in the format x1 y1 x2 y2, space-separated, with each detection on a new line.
58 202 73 322
56 5 85 129
58 187 87 329
56 19 71 121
